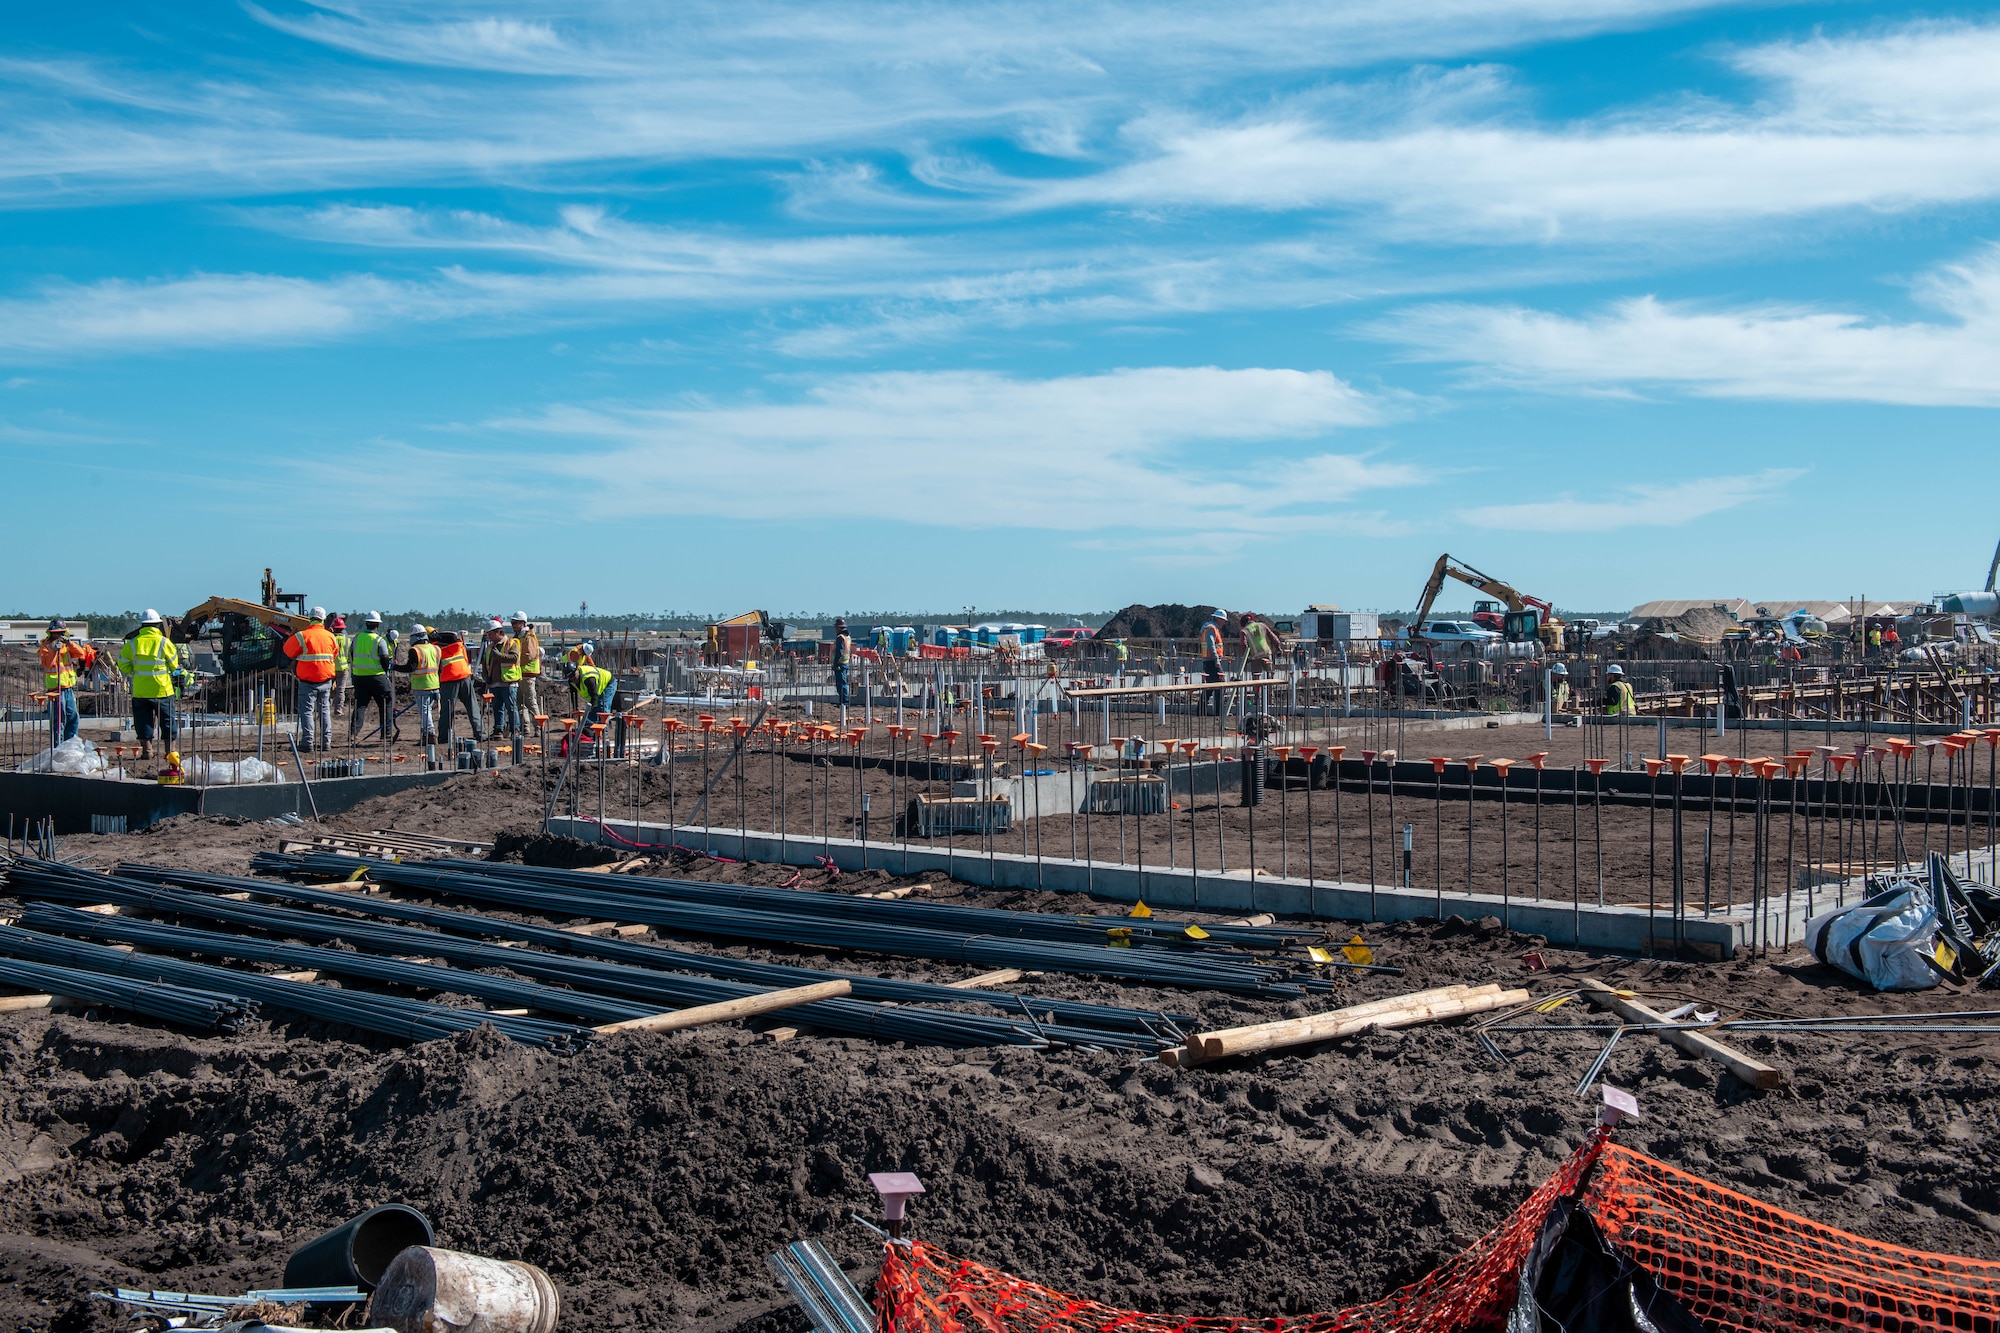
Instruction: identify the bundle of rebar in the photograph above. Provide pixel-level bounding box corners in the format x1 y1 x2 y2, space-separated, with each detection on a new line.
0 954 257 1032
103 862 1190 1035
251 851 1321 996
0 923 595 1051
6 863 1184 1050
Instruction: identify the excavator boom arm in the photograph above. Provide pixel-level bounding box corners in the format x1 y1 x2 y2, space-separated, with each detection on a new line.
1409 553 1562 640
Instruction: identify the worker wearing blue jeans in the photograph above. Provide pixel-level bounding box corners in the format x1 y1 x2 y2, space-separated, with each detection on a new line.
831 618 852 708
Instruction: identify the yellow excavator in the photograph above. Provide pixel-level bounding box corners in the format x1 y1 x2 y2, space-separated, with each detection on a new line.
1410 554 1565 649
168 568 318 675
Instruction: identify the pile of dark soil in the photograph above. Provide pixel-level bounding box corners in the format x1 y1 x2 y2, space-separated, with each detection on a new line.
1097 606 1274 642
4 914 1999 1333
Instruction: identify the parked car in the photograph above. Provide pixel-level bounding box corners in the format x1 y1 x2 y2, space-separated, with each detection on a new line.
1412 620 1502 655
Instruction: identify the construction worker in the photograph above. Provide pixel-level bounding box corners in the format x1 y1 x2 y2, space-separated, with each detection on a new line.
392 624 441 745
116 609 181 760
831 617 852 708
1200 609 1228 715
1882 623 1901 652
347 611 395 741
1602 663 1636 716
480 617 523 738
282 607 341 752
38 619 95 743
328 613 349 718
1549 660 1571 713
511 613 542 718
1867 624 1883 654
432 628 483 746
573 658 616 737
1242 616 1276 676
1114 638 1129 678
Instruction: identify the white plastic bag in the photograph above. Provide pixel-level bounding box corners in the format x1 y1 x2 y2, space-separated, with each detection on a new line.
1806 886 1945 991
180 755 280 785
15 737 108 775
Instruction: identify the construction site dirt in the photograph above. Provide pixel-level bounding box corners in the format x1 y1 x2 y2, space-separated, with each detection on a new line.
4 762 2000 1333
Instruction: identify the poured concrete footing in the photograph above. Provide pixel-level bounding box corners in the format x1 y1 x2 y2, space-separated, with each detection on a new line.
546 815 1805 958
0 768 463 833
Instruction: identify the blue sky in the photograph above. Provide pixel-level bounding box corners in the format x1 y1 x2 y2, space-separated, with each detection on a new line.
3 1 1997 618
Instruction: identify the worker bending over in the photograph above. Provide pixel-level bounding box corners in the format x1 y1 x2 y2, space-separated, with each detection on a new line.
511 613 542 719
117 610 181 760
347 612 395 741
282 607 341 752
480 617 522 738
432 629 483 745
38 619 96 743
1602 663 1636 715
573 658 616 737
1241 616 1276 676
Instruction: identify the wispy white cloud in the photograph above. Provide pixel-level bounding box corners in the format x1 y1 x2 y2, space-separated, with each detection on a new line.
486 366 1415 537
0 273 404 354
1461 469 1802 532
1373 245 2000 406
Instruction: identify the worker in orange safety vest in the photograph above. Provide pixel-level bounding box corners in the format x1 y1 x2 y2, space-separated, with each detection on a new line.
282 606 341 752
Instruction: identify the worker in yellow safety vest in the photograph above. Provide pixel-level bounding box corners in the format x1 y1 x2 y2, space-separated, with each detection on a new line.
574 660 616 737
510 612 542 719
282 606 342 752
347 611 396 741
328 613 350 718
480 617 523 738
1602 663 1636 715
393 624 442 746
38 618 96 744
1241 618 1276 676
116 609 182 759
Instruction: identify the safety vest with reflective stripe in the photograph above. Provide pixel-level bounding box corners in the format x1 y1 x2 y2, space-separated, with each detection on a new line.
334 633 350 673
1243 620 1274 658
484 637 523 684
1606 680 1636 716
350 631 388 676
40 640 86 690
283 624 340 683
577 664 613 704
438 641 473 683
409 642 441 691
1201 622 1225 662
118 628 181 700
519 629 541 676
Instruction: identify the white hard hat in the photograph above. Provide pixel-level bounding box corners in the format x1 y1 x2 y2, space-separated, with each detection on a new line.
141 608 163 625
364 611 382 625
1550 661 1568 674
1606 663 1624 675
310 606 326 621
486 617 504 631
510 610 528 622
409 622 427 637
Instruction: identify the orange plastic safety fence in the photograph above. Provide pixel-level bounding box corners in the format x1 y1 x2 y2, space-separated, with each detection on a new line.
1582 1144 2000 1333
876 1131 1610 1333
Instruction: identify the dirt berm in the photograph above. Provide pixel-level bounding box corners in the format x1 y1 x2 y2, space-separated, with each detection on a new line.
4 907 1998 1333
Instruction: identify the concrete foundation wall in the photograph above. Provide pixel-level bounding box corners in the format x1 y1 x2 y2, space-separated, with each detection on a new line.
546 815 1803 958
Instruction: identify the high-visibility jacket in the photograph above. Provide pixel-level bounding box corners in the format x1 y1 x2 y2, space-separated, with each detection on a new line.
438 641 473 683
1201 622 1225 663
577 664 613 705
118 628 181 700
283 624 341 683
350 630 389 677
1115 643 1129 663
408 642 441 691
483 636 523 684
335 634 350 674
1243 620 1274 658
39 639 89 690
1605 680 1636 716
519 630 541 676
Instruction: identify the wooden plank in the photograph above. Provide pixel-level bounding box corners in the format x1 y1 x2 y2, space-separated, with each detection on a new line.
1065 676 1286 699
268 970 320 982
946 968 1023 989
592 979 852 1036
559 921 621 936
1579 978 1785 1089
1186 983 1523 1064
0 993 58 1013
